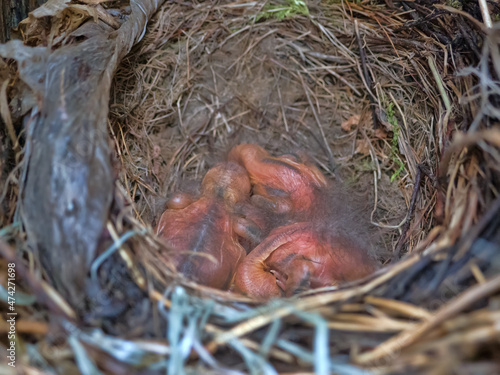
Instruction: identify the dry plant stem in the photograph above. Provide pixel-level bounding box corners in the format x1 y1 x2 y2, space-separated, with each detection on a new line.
354 20 378 129
364 296 432 320
478 0 492 28
439 129 500 177
470 262 487 284
428 55 451 113
106 222 147 288
355 272 500 364
413 324 499 355
0 80 20 154
149 288 291 361
434 4 487 33
328 313 416 332
388 91 417 178
209 256 420 349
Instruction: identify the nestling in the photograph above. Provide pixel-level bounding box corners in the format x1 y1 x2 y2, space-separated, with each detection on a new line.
156 162 257 289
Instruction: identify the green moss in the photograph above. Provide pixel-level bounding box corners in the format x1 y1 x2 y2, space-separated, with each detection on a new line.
445 0 462 10
256 0 309 21
345 174 359 186
387 102 405 183
360 158 376 172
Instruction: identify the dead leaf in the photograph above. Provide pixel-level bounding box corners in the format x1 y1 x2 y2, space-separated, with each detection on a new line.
341 114 360 132
374 127 389 139
355 139 371 156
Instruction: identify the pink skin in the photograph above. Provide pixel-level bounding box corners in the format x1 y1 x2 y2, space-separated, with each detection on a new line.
228 145 377 299
158 146 377 295
233 222 378 300
156 162 256 289
233 201 273 252
228 144 328 215
166 192 195 210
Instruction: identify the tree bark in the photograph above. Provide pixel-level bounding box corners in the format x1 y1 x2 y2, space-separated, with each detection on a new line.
0 0 46 43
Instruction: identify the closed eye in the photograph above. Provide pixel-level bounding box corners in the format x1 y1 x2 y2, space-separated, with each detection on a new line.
262 157 301 173
264 185 289 197
282 152 302 162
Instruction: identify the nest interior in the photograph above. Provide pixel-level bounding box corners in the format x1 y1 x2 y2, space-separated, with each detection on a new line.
110 1 430 257
1 0 500 374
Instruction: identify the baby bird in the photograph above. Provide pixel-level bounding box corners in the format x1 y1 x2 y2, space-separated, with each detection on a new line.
156 162 254 289
230 144 378 299
228 144 327 215
233 221 378 300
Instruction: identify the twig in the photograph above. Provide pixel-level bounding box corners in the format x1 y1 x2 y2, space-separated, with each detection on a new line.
434 4 487 33
275 75 289 133
391 165 424 262
428 55 451 112
478 0 493 28
400 2 452 44
356 273 500 364
211 257 421 347
391 165 437 262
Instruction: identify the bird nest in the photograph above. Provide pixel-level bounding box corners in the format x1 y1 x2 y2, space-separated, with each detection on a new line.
1 0 500 374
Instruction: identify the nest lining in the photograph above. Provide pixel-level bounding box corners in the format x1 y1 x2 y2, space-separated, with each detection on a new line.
110 2 435 261
1 0 500 374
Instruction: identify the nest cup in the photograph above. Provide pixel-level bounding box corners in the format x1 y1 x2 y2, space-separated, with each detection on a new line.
1 0 500 374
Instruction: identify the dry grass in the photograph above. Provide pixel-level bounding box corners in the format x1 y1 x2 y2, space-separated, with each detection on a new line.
1 0 500 374
110 1 436 257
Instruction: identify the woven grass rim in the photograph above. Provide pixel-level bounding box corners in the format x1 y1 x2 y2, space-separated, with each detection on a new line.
1 0 499 374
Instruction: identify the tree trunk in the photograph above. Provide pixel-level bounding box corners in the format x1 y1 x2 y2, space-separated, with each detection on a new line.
0 0 46 43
